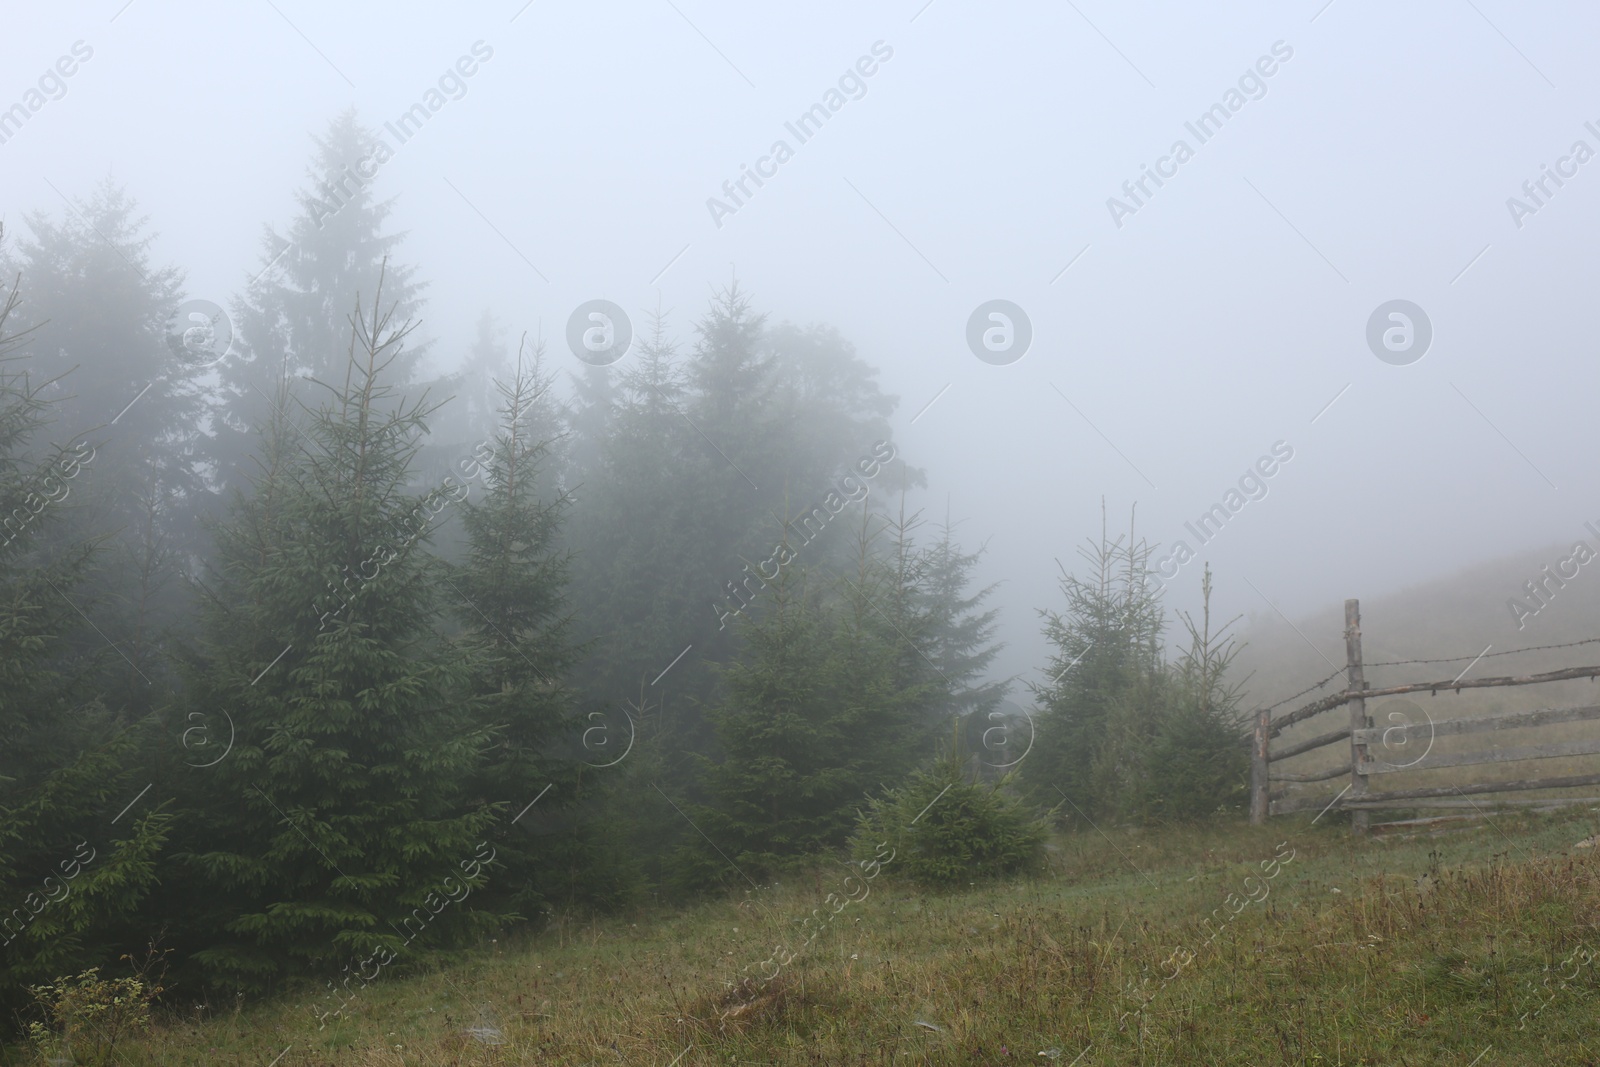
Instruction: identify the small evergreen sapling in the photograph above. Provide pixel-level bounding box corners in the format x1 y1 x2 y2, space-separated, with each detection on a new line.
851 720 1048 888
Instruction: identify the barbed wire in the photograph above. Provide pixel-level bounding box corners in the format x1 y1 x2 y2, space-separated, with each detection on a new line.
1257 668 1346 715
1363 636 1600 669
1254 637 1600 716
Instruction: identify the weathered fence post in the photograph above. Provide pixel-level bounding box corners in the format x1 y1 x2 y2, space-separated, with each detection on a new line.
1250 706 1270 825
1345 598 1370 835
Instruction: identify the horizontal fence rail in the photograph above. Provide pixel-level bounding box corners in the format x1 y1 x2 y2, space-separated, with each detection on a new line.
1359 736 1600 776
1272 772 1600 817
1249 599 1600 833
1350 703 1600 747
1270 726 1352 762
1268 665 1600 740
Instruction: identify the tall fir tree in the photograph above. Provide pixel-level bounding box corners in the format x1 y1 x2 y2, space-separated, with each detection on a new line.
170 272 498 992
685 283 770 448
560 306 706 883
449 337 634 913
215 109 428 497
6 180 201 707
919 514 1006 726
0 270 171 1024
874 501 1009 773
828 515 940 792
453 311 509 439
691 504 961 882
693 546 846 879
414 308 522 469
565 305 698 720
564 287 907 772
564 362 614 491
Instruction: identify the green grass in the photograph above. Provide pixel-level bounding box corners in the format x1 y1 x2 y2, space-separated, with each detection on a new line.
12 806 1600 1065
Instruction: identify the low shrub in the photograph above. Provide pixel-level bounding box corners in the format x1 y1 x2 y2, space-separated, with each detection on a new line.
851 725 1049 888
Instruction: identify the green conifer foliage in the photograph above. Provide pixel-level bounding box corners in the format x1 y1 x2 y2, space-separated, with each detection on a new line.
1131 566 1251 821
175 272 498 991
851 721 1047 888
216 110 428 495
0 273 171 1021
450 339 635 914
695 548 844 878
1024 506 1165 819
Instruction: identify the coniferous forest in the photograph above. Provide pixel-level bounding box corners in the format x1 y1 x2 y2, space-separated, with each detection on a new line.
15 7 1600 1060
0 113 1250 1032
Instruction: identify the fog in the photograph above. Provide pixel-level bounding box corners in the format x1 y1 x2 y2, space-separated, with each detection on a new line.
7 2 1597 693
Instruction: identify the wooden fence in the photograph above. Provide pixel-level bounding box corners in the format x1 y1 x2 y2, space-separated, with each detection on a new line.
1248 599 1600 834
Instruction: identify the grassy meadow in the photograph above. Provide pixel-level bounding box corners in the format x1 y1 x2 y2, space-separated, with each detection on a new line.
12 803 1600 1066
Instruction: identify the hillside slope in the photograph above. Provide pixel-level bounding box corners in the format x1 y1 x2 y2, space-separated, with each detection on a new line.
16 807 1600 1066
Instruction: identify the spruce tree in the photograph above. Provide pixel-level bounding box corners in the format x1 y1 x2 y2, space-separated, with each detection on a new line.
692 505 951 880
693 543 848 878
565 362 614 491
450 338 617 913
919 514 1006 726
565 288 906 759
685 283 770 447
1023 506 1165 820
563 306 709 888
564 306 679 693
558 288 911 883
872 502 1010 776
6 180 201 706
447 310 511 444
0 271 171 1022
1132 566 1250 821
215 109 428 495
564 304 720 777
831 505 942 788
172 272 497 992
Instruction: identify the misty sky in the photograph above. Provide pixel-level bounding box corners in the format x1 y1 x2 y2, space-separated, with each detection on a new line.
5 0 1597 696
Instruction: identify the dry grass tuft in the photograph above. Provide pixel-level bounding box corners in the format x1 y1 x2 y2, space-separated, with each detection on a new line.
685 973 795 1034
